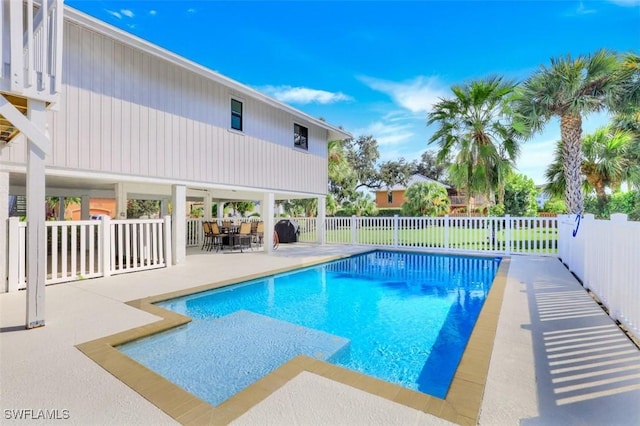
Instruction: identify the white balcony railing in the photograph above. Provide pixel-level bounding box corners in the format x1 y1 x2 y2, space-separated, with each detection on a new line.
6 216 171 290
1 0 64 101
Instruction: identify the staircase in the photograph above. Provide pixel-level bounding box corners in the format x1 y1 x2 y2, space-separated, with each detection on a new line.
1 0 64 144
9 195 27 217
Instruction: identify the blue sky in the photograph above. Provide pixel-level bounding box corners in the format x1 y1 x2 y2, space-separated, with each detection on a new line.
67 1 640 184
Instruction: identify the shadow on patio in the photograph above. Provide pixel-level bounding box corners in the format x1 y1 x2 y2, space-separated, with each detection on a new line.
522 265 640 425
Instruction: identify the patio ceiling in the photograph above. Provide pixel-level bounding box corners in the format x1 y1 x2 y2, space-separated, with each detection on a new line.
8 172 323 202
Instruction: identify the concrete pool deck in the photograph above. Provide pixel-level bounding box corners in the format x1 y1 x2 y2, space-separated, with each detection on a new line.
1 244 639 425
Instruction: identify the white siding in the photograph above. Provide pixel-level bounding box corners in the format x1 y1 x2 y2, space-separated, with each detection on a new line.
1 20 329 195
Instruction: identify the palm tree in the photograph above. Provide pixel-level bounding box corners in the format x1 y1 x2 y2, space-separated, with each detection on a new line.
427 76 519 214
544 126 638 209
513 49 636 214
401 182 451 216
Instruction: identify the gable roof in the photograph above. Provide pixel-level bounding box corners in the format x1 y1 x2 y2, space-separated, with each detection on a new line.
378 174 450 192
63 6 351 142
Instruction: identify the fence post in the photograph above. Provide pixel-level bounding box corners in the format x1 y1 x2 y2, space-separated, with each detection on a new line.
164 215 173 267
444 215 450 250
101 216 112 277
393 215 399 248
7 217 20 292
505 214 511 255
351 215 357 245
608 213 627 321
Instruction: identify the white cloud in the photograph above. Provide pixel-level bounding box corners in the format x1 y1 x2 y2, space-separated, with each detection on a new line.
260 86 353 105
121 9 134 18
353 121 414 147
516 138 558 184
105 9 122 19
149 10 157 16
359 75 449 113
187 8 196 14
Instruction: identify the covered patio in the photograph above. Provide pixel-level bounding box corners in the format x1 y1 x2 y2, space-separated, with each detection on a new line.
1 245 638 425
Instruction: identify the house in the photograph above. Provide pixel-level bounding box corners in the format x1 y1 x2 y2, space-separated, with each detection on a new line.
373 174 480 212
0 1 350 326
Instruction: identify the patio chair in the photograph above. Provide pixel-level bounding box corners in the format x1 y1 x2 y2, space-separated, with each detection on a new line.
236 222 253 251
252 222 264 248
210 222 224 252
202 221 213 251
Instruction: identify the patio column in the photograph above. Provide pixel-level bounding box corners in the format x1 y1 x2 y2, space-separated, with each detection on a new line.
26 100 47 328
204 192 213 221
160 199 169 217
115 183 127 219
80 196 90 220
171 184 186 265
217 202 225 222
262 192 275 254
317 195 326 245
0 172 8 293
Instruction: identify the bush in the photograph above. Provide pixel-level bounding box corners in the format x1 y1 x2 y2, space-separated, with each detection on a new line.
487 204 505 217
375 208 403 217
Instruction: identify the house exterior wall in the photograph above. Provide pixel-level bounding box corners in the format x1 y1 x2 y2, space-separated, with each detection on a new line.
1 18 330 195
375 190 405 209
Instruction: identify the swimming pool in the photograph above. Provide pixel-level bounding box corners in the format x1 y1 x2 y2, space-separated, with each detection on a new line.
119 251 500 406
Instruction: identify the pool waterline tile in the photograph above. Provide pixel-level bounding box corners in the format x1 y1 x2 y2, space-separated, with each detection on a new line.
77 253 510 425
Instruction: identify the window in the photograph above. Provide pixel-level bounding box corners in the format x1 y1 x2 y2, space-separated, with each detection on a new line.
387 192 393 204
294 123 308 150
231 99 243 131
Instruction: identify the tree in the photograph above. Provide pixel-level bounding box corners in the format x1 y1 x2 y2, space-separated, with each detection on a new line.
344 135 381 190
512 49 638 214
503 173 538 216
342 193 378 217
427 76 519 213
544 126 639 211
414 150 450 182
328 139 355 202
127 200 160 218
379 158 414 191
401 182 450 217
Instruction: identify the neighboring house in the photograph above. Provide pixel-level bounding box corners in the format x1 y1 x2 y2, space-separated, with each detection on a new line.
0 2 350 324
374 174 479 212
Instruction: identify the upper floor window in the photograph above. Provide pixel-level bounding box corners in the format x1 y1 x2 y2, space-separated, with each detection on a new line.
294 123 308 150
231 99 243 131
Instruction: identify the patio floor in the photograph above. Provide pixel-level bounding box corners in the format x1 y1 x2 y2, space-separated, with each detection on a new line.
1 244 639 425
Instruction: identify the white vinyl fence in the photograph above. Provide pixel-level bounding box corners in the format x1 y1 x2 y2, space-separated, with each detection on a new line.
559 214 640 341
7 216 171 291
314 215 558 255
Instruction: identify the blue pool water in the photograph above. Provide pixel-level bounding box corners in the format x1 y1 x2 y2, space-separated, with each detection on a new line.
119 251 500 405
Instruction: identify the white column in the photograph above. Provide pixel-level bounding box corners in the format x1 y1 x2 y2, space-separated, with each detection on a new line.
204 192 213 221
115 182 127 219
160 199 169 217
171 185 186 265
0 172 8 293
262 193 275 254
217 201 225 222
317 195 326 245
80 195 90 220
26 100 47 329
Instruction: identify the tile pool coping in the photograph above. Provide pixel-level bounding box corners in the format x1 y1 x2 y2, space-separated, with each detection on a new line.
76 251 510 425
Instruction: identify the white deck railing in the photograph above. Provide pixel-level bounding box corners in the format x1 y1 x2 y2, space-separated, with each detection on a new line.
559 214 640 341
7 216 171 290
1 0 64 100
317 215 558 255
